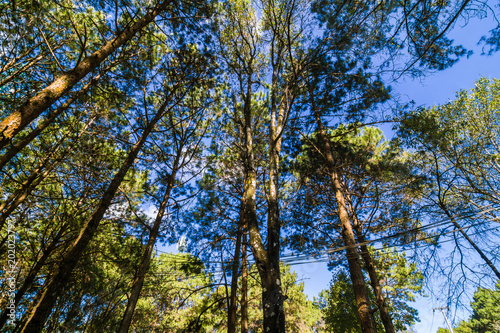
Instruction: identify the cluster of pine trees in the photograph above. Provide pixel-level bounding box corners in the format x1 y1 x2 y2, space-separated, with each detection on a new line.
1 0 500 332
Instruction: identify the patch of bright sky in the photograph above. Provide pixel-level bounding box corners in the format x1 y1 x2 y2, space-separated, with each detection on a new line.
392 14 500 107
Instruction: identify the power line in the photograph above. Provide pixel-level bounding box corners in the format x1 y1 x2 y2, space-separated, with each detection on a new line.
116 208 500 287
144 218 499 276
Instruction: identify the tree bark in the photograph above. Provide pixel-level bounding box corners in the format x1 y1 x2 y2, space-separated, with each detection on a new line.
118 158 180 333
262 119 286 332
355 227 396 333
0 117 95 231
346 195 395 333
243 87 286 333
0 0 170 148
241 232 249 333
227 216 243 333
0 67 108 170
331 173 377 333
19 98 170 333
0 225 67 329
308 84 377 333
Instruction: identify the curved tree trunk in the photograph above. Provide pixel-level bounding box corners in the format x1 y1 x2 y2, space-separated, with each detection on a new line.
308 84 377 333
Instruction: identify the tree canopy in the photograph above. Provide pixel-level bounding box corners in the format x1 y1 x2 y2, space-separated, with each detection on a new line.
1 0 500 332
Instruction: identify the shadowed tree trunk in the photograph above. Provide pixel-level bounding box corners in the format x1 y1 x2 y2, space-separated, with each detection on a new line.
241 232 249 333
19 97 172 333
0 225 67 329
118 160 180 333
308 83 377 333
227 211 244 333
0 117 95 231
240 77 286 332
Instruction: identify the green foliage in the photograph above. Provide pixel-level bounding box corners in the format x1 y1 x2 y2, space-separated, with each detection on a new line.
399 78 500 214
318 248 423 332
372 246 424 331
127 253 225 333
1 0 500 331
437 281 500 333
287 124 423 255
317 272 361 333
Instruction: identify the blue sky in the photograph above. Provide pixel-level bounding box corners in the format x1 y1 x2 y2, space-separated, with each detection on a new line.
158 10 500 332
393 14 500 333
297 12 500 332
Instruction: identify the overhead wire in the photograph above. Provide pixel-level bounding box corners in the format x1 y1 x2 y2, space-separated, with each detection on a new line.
143 208 499 277
121 212 500 304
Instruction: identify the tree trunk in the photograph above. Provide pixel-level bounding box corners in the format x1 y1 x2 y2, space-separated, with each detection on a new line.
241 232 249 333
254 39 290 333
308 84 377 333
19 98 170 333
332 173 377 333
262 129 285 332
0 117 94 230
227 217 243 333
0 225 67 329
118 160 179 333
235 66 284 332
356 227 396 333
0 67 108 170
0 0 170 148
346 196 395 333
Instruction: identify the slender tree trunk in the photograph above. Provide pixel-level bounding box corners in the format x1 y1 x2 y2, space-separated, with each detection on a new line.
118 160 180 333
440 203 500 280
0 187 90 329
0 0 170 147
227 217 243 333
19 98 170 333
308 84 377 333
347 197 395 333
355 227 395 333
254 38 289 333
14 280 48 333
263 119 285 333
332 173 377 333
241 232 248 333
0 226 66 329
241 74 285 332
